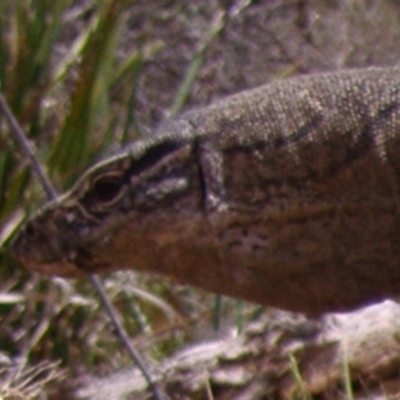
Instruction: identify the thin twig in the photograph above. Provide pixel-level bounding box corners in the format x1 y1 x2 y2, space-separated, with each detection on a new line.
1 91 164 400
90 275 164 400
0 93 58 200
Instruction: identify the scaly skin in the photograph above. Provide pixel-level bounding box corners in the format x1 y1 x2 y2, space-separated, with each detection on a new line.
11 66 400 314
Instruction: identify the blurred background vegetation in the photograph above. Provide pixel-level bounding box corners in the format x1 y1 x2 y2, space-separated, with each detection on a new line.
0 0 400 398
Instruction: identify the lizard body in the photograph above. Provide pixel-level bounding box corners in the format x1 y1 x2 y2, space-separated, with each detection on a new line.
11 66 400 313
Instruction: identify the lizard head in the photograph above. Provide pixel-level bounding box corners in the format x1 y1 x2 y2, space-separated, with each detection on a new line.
10 154 135 277
10 136 196 277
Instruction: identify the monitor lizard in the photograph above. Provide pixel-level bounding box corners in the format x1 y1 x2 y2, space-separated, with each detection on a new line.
10 66 400 314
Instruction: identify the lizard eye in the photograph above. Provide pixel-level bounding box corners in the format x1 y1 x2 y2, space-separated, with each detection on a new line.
92 176 121 202
84 174 125 208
